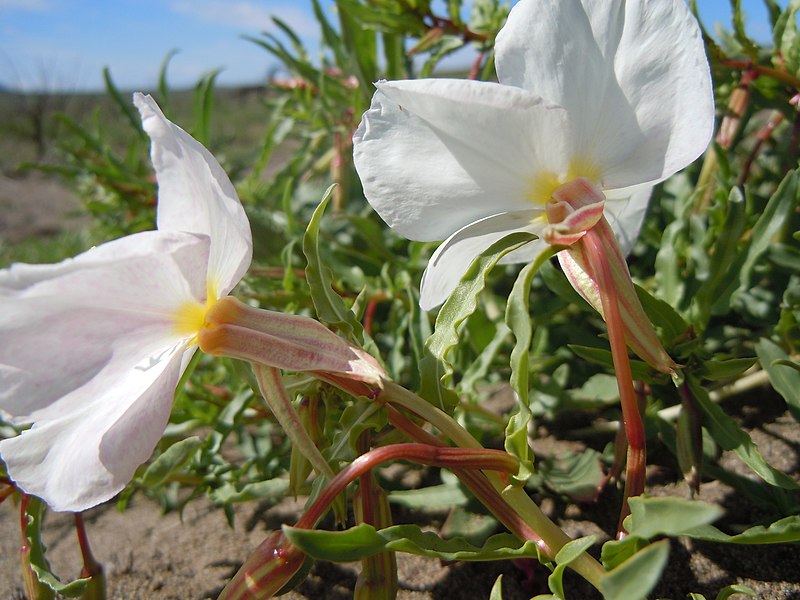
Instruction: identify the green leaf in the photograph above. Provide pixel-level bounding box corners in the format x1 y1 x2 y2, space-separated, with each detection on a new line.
284 523 387 562
210 478 289 504
388 484 469 510
625 496 724 539
736 170 799 296
285 523 545 563
685 514 800 544
568 345 654 383
600 540 669 600
548 536 598 599
701 357 758 381
157 48 179 116
302 187 366 343
687 375 799 489
102 67 145 139
419 232 537 412
635 284 689 346
192 68 221 146
141 436 203 487
730 0 760 57
716 584 757 600
23 498 89 597
505 247 557 483
489 575 504 600
755 338 800 422
539 450 605 503
693 187 747 325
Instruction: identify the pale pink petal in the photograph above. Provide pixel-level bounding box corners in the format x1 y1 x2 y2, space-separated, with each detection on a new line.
134 93 252 296
496 0 713 189
419 210 544 310
0 231 208 418
0 345 186 512
353 79 572 242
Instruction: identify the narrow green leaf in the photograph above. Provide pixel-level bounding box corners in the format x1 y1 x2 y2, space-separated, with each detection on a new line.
419 232 537 411
302 187 365 343
141 436 203 487
102 67 145 138
694 187 747 325
210 478 289 504
568 345 654 383
284 523 387 562
716 584 757 600
683 515 800 544
548 536 598 599
600 540 669 600
701 357 758 381
505 247 557 483
157 48 179 116
285 523 545 563
635 284 688 345
388 484 469 510
730 0 760 57
736 170 799 295
688 375 799 489
489 575 505 600
756 338 800 422
192 68 221 146
23 498 89 597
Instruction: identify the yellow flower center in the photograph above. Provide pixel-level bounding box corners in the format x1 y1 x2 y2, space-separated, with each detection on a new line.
526 159 601 207
173 280 220 341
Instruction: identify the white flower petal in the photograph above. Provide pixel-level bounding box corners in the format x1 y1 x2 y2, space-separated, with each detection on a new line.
496 0 713 189
419 210 543 310
603 186 652 255
353 79 572 241
134 93 252 296
0 345 186 512
0 230 207 418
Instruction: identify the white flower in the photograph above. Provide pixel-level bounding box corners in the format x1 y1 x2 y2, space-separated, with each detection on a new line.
0 93 252 512
353 0 714 311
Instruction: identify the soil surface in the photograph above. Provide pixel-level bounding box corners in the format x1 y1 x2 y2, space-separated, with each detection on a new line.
0 171 86 244
0 176 798 599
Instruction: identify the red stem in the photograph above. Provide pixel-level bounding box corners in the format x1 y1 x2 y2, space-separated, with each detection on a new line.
74 513 102 578
363 299 378 336
580 230 645 537
720 58 800 90
295 443 518 530
386 407 550 556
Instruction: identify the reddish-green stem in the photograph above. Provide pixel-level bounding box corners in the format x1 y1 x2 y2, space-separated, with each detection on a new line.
386 407 548 550
581 229 645 537
295 443 518 530
74 513 103 581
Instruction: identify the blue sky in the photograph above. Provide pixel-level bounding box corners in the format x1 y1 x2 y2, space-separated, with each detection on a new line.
0 0 785 92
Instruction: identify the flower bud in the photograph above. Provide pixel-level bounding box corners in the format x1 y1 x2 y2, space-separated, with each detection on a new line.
219 531 306 600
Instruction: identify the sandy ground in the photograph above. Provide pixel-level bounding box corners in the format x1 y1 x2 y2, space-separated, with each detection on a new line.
0 171 86 244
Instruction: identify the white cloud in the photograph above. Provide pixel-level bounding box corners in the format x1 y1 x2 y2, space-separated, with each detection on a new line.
0 0 51 10
170 1 317 37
